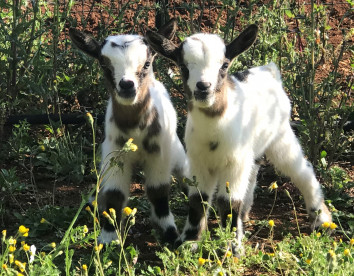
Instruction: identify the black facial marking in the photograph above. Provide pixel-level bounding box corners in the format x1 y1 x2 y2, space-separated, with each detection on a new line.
209 141 219 151
146 184 170 218
188 193 209 226
233 69 250 82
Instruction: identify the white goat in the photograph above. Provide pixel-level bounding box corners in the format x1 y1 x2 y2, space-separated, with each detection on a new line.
146 24 332 251
69 19 187 245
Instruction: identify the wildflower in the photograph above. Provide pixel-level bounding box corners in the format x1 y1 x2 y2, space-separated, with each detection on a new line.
322 222 330 228
333 241 337 249
82 264 88 271
226 181 230 193
330 223 337 230
198 257 206 266
305 259 312 264
131 207 137 216
299 253 303 257
269 181 278 191
316 232 321 237
22 243 30 251
18 225 29 236
328 249 336 258
85 112 94 125
9 238 17 245
83 225 89 234
344 249 350 257
130 143 138 152
9 245 16 252
91 201 97 208
232 227 237 232
85 205 91 212
350 239 354 246
15 260 26 272
226 251 232 258
39 145 46 152
339 238 343 243
218 272 224 276
30 245 36 263
102 211 110 219
40 252 46 257
109 208 116 220
268 220 275 228
40 218 47 224
9 254 14 263
2 229 6 237
94 244 103 252
123 207 133 216
227 214 232 219
17 273 24 276
50 242 56 248
2 264 7 270
217 260 222 266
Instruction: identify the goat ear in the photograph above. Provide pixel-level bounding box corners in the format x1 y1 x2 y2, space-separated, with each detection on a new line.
69 28 101 59
225 24 258 60
145 30 178 62
157 18 178 40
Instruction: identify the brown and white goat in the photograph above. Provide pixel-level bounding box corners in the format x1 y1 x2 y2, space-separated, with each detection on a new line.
69 20 187 245
146 24 332 252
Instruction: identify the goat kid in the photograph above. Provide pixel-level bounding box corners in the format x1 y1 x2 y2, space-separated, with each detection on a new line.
69 19 187 245
146 24 332 252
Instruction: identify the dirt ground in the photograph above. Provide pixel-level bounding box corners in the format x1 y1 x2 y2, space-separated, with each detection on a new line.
1 0 353 274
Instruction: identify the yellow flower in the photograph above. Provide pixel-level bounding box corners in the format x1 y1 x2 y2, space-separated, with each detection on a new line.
127 138 134 144
328 249 336 258
9 245 16 252
23 243 30 251
102 211 110 219
269 181 278 190
18 225 29 236
23 232 28 237
85 112 94 125
94 244 103 252
226 251 232 257
109 208 116 220
330 223 337 230
226 182 230 189
15 260 26 272
130 143 138 152
339 238 343 243
299 253 303 257
316 232 321 237
131 208 137 216
9 238 17 245
40 218 47 224
227 214 232 219
344 249 350 256
198 257 206 266
40 252 46 257
322 222 330 228
218 272 223 276
82 264 88 271
50 242 56 248
2 229 6 237
333 241 337 249
350 239 354 246
123 207 133 216
91 201 97 208
83 225 88 234
85 205 91 212
217 260 222 266
268 220 275 228
9 254 14 263
305 259 312 264
2 264 7 270
17 273 24 276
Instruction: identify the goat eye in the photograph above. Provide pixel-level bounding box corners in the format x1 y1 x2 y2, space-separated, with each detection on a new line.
221 62 229 70
143 61 150 69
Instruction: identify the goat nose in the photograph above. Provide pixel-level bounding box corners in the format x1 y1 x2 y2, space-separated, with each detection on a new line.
119 79 134 90
196 81 211 91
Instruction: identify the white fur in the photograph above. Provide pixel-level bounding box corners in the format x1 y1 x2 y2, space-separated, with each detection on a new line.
180 35 332 246
98 35 187 243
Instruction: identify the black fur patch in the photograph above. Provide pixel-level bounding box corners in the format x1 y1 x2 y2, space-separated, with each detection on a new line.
163 226 179 244
146 184 170 218
217 197 242 228
188 193 209 226
233 70 250 82
184 228 200 241
100 189 125 231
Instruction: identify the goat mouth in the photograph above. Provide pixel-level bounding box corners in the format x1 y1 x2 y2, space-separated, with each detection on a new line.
194 90 210 102
117 88 136 99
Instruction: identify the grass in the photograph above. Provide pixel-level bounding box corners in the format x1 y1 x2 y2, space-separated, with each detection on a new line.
0 0 353 275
